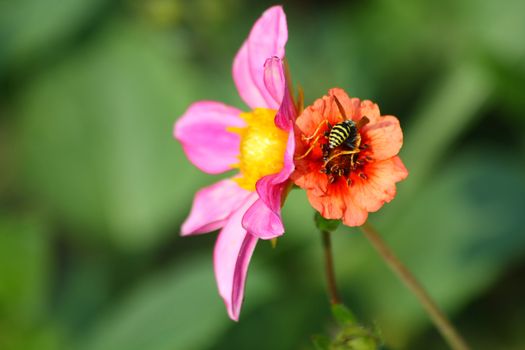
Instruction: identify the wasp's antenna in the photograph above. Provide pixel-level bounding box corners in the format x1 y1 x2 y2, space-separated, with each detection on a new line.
333 95 347 119
356 116 370 129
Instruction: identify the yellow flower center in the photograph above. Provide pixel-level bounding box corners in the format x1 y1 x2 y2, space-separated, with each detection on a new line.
229 108 288 191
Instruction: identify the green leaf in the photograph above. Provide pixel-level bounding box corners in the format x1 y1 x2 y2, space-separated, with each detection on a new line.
0 215 60 350
312 334 331 350
0 321 64 350
398 62 492 201
333 324 379 350
15 20 207 250
463 0 525 62
377 60 493 234
79 255 278 350
315 212 341 233
0 215 50 324
0 0 106 72
331 304 357 326
52 252 113 336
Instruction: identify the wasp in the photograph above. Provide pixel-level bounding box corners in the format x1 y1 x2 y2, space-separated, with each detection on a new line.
328 120 359 149
323 96 369 166
297 96 369 171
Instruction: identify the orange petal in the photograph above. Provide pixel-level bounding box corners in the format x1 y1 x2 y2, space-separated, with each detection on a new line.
349 157 408 212
304 176 369 226
361 115 403 161
295 97 329 137
292 160 328 194
357 100 381 124
306 177 348 220
342 194 369 227
328 88 361 121
296 89 351 138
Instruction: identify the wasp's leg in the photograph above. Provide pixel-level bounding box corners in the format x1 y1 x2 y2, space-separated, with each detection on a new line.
295 134 321 160
344 133 361 150
323 149 360 166
302 120 330 141
343 139 357 150
323 122 333 138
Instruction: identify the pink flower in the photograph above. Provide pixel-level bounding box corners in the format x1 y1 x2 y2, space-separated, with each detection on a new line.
174 6 296 321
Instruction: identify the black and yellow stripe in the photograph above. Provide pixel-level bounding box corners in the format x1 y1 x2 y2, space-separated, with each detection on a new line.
328 121 355 149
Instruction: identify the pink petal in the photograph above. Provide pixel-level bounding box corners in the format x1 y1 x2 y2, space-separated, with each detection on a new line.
181 180 252 236
264 57 296 131
174 101 244 174
242 198 284 239
233 6 287 110
263 57 285 109
214 194 259 321
243 126 295 239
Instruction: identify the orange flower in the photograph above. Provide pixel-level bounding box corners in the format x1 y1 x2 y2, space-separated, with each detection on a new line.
292 88 408 226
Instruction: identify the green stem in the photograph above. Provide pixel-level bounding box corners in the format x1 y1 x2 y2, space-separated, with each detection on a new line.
321 230 341 305
360 222 470 350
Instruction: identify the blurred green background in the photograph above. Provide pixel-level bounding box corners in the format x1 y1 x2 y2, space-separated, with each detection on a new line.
1 0 525 349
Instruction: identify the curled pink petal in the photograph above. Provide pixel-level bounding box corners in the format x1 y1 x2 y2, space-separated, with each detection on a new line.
274 83 296 131
242 198 283 239
181 180 252 236
263 56 285 107
233 6 287 110
264 56 295 131
214 194 259 321
174 101 244 174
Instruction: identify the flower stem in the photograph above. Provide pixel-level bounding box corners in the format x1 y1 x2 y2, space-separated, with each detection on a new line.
321 230 341 305
360 222 470 350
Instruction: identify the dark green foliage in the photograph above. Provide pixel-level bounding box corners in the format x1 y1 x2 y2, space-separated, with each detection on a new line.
1 0 525 349
315 212 341 233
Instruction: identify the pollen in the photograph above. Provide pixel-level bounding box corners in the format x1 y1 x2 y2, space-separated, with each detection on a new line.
229 108 288 191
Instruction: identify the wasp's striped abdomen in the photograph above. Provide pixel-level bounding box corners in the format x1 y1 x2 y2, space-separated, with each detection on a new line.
328 120 358 149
